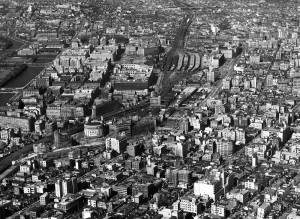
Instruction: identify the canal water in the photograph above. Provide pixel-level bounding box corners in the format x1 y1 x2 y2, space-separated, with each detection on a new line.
2 66 44 88
0 38 56 106
0 93 15 106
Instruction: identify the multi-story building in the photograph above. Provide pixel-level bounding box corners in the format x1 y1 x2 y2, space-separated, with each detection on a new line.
113 183 132 196
222 78 231 90
178 170 192 184
244 178 263 191
257 203 271 219
20 162 32 174
29 206 44 219
23 184 36 194
46 104 61 119
172 197 202 215
105 136 127 153
84 121 105 138
261 126 290 144
266 74 273 87
56 194 85 212
211 203 227 217
62 178 78 196
127 141 141 157
132 183 155 199
0 115 34 132
220 128 236 141
55 178 78 198
158 207 183 219
194 179 223 201
32 77 51 88
125 159 143 170
109 119 132 138
174 142 188 158
226 189 250 204
0 128 14 141
146 163 158 176
60 105 75 118
194 171 234 201
40 192 50 205
55 179 63 198
207 68 218 82
112 64 155 97
235 128 246 144
216 139 235 157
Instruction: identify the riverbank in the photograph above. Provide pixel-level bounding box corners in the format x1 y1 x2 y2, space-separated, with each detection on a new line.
0 64 27 87
0 36 12 51
0 37 23 53
0 37 57 106
3 66 44 88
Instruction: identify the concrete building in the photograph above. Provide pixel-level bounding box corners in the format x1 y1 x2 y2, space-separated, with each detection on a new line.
40 192 50 205
0 115 34 132
62 178 78 196
55 179 63 198
194 171 234 201
33 143 49 154
158 207 183 219
173 197 202 214
84 121 105 138
55 178 78 198
194 179 223 201
216 139 235 157
106 136 127 153
211 203 226 217
257 203 271 219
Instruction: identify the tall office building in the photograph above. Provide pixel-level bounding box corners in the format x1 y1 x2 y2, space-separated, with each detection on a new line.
105 136 127 153
55 179 63 198
55 178 78 198
175 142 188 158
207 67 216 82
62 178 78 195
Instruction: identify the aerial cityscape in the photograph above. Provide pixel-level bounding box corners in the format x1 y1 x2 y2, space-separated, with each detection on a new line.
0 0 299 218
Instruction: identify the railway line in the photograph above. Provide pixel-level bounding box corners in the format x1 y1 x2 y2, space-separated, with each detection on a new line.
161 14 193 72
101 100 150 120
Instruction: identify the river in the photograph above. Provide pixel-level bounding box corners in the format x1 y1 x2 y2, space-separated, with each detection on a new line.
0 37 54 105
0 93 15 106
2 66 44 88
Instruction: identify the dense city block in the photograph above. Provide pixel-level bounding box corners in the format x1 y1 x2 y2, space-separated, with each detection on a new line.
0 0 299 219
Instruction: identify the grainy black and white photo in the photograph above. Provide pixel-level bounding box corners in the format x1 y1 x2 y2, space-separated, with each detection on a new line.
0 0 297 218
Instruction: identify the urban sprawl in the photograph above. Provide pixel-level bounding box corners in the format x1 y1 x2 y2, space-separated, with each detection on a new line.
0 0 299 219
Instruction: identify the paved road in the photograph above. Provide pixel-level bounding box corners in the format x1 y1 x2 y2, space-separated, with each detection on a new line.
73 18 86 40
199 56 241 107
